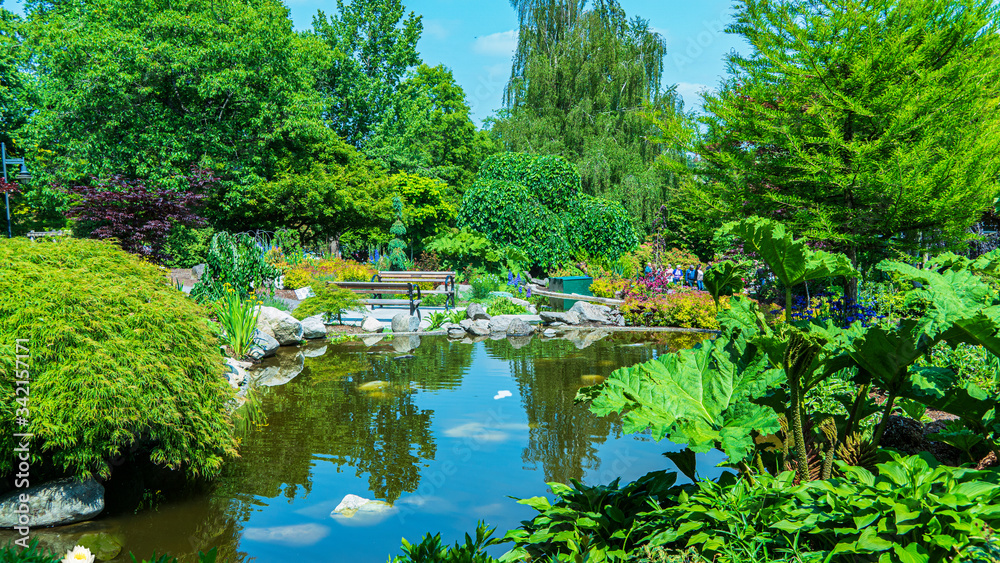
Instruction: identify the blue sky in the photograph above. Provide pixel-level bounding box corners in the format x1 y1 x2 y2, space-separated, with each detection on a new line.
6 0 749 125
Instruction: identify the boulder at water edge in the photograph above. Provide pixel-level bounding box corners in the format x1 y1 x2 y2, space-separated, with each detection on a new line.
447 327 466 339
361 316 385 333
487 315 518 333
466 302 490 321
258 306 304 345
506 319 534 337
247 330 280 360
391 313 420 333
568 302 613 324
300 314 327 339
539 311 581 325
0 477 104 528
223 358 247 388
469 320 490 337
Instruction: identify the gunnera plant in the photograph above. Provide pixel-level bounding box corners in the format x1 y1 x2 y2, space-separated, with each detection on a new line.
0 238 238 481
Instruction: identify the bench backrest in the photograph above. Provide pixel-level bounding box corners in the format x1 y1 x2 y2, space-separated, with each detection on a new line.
332 281 416 294
377 271 455 283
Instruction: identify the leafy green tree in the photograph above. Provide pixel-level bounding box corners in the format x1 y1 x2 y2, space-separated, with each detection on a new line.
21 0 332 224
365 64 496 189
697 0 1000 289
311 0 422 148
490 0 690 230
388 196 409 270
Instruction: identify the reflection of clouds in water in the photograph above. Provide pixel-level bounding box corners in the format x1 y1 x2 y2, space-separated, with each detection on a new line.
243 523 330 546
397 494 456 514
471 502 509 516
443 422 530 442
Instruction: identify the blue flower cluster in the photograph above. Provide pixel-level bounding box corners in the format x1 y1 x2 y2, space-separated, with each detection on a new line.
507 271 531 298
369 248 381 265
779 294 885 328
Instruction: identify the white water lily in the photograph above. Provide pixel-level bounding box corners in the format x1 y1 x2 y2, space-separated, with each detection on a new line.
62 545 95 563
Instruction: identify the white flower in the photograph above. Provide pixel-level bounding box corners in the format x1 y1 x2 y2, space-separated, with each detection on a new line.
62 545 95 563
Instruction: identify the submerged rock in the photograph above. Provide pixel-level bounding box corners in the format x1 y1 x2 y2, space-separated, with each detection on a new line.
358 380 390 392
0 477 105 528
330 494 397 526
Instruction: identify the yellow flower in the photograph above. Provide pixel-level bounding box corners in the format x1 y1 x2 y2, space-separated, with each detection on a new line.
62 546 95 563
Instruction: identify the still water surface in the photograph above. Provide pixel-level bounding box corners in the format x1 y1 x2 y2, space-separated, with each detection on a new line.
107 332 720 562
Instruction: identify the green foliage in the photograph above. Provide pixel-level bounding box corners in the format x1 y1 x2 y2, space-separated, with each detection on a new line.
583 328 782 463
460 153 637 267
470 273 502 300
192 232 281 302
292 282 360 323
486 296 528 316
0 540 59 563
703 261 745 311
130 547 218 563
499 454 1000 563
393 522 500 563
458 179 572 268
424 229 526 272
163 225 215 269
388 196 410 271
212 286 261 359
566 195 639 262
620 292 725 330
699 0 1000 266
478 152 579 209
500 472 679 562
0 238 237 480
492 0 693 232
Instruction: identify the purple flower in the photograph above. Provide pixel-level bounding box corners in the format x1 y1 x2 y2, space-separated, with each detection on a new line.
508 272 514 285
527 286 532 298
516 273 522 285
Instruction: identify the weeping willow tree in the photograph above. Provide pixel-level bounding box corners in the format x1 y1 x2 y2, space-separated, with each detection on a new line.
490 0 692 233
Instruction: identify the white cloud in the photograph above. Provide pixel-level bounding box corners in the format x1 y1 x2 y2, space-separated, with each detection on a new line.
473 30 519 57
423 19 451 41
675 82 709 110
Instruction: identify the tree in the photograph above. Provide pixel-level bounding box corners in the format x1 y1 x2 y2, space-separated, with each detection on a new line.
21 0 331 224
490 0 690 231
365 64 496 190
65 167 215 262
698 0 1000 293
311 0 422 148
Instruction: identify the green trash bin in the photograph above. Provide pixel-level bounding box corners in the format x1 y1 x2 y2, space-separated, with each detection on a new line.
549 276 593 311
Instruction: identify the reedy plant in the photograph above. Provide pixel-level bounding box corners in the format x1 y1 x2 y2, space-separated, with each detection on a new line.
211 283 261 359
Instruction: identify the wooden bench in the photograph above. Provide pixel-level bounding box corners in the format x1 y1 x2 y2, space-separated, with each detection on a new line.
374 271 456 310
26 229 70 241
331 281 423 319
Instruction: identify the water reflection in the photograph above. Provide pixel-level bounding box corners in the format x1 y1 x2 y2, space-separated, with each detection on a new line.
71 332 710 562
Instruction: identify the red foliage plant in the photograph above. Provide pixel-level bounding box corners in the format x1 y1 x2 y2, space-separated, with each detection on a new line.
65 166 216 262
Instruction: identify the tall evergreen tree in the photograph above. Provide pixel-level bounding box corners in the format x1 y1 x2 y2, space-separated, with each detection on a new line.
491 0 688 231
698 0 1000 287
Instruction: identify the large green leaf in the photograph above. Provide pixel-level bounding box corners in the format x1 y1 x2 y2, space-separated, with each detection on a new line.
585 336 782 463
703 261 745 308
721 218 857 287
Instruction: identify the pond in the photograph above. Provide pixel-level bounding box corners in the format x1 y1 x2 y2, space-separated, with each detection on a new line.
67 332 723 562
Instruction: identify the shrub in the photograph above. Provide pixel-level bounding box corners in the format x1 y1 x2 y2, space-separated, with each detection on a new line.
65 166 216 263
163 225 214 269
590 276 630 299
471 273 501 299
292 281 361 323
486 296 528 316
191 231 281 302
458 180 571 268
566 195 639 262
621 291 725 329
0 238 237 480
282 258 375 289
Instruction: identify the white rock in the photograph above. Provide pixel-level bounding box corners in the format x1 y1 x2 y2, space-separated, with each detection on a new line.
506 319 534 336
330 494 397 526
361 316 385 333
488 315 516 333
258 306 304 345
301 315 327 339
391 313 420 333
568 302 614 324
466 302 490 321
